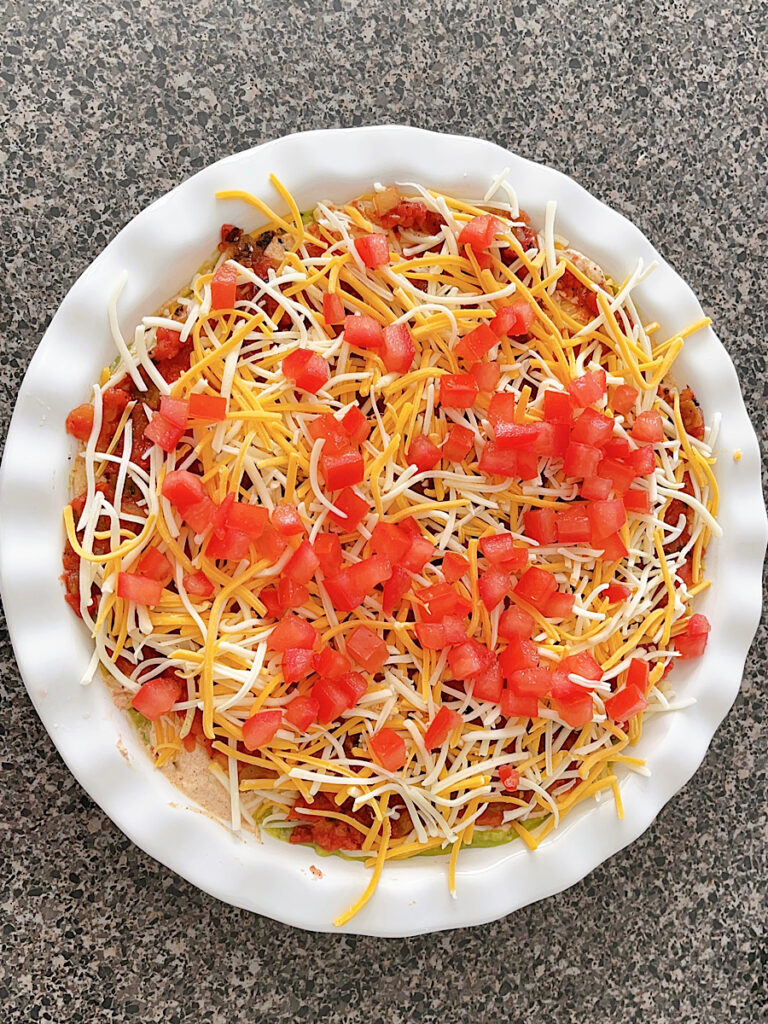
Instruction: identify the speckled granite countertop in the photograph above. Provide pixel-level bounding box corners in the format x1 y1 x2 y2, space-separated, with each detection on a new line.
1 1 766 1021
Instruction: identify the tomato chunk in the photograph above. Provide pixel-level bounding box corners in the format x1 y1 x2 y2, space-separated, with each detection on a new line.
144 412 185 453
543 591 575 618
478 568 512 611
188 392 228 420
543 390 572 424
323 291 345 325
117 572 163 606
491 298 535 337
65 403 95 442
314 677 355 724
210 262 237 310
423 706 462 749
381 565 411 614
442 423 474 462
442 551 470 583
551 675 594 727
498 764 520 790
344 314 383 349
470 361 501 393
153 326 184 361
136 546 173 585
328 487 368 529
183 570 214 597
588 499 627 543
381 323 415 373
313 647 351 678
369 728 407 771
448 639 492 680
604 583 631 603
268 614 316 652
282 647 316 683
370 521 412 564
312 532 342 577
674 614 711 659
458 214 499 251
283 540 320 584
498 605 535 640
407 435 442 472
355 233 390 268
632 409 664 443
131 675 182 721
563 442 601 479
514 566 557 610
242 710 282 750
580 475 612 501
319 447 365 490
622 487 650 515
471 658 504 703
341 405 371 446
523 507 558 546
439 373 479 409
271 503 304 537
347 626 389 673
414 622 446 649
612 384 638 416
455 323 497 362
285 694 319 732
604 683 648 722
500 688 539 718
568 369 607 408
571 407 614 448
283 348 330 394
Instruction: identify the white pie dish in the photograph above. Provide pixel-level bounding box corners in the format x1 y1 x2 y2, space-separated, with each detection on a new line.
0 125 764 936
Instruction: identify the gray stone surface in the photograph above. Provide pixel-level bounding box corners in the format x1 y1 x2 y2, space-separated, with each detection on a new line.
0 0 766 1021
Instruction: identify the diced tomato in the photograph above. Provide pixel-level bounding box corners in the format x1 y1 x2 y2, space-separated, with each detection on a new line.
314 677 355 724
259 586 282 619
588 499 627 543
455 323 497 362
580 475 612 501
344 314 383 349
381 323 416 373
478 533 528 571
339 670 370 704
442 551 470 583
597 531 628 562
508 666 552 696
226 502 269 539
626 657 650 691
341 405 371 446
205 525 251 562
323 554 393 612
282 348 330 395
347 626 389 673
493 422 541 451
543 591 575 618
632 409 664 443
458 214 499 251
604 583 631 603
323 291 345 325
369 728 407 771
568 369 607 408
555 508 591 544
514 566 557 610
117 572 163 606
153 326 184 361
210 262 237 311
571 407 614 448
500 688 539 718
252 524 287 565
560 651 603 682
490 298 535 337
550 674 594 727
65 403 95 442
423 706 462 749
136 546 173 585
144 412 185 453
381 565 412 614
158 396 188 428
162 470 205 509
442 615 468 645
471 658 504 702
498 605 535 640
370 521 412 563
543 390 572 424
478 568 512 610
523 507 558 546
470 361 501 393
626 445 656 476
282 647 316 683
283 540 320 584
131 675 182 720
604 683 648 722
242 710 282 750
180 496 217 535
312 532 342 577
183 570 214 597
414 622 446 649
313 647 351 678
355 233 390 268
328 487 368 529
271 503 304 537
674 614 710 659
268 614 316 652
442 423 474 462
499 638 539 678
415 582 464 621
284 694 320 732
439 373 479 409
478 443 521 477
307 413 349 449
448 639 492 680
498 764 520 791
276 577 309 611
487 392 517 428
612 384 638 416
563 442 601 478
319 446 365 490
604 438 632 460
549 423 570 459
598 459 636 495
400 534 435 573
188 392 228 420
407 435 442 472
